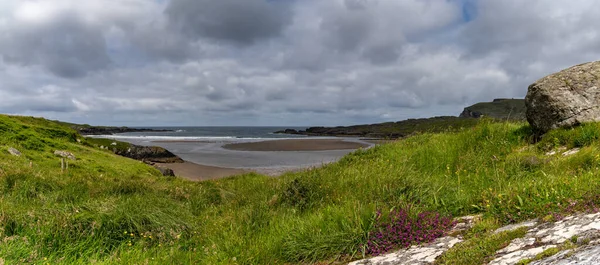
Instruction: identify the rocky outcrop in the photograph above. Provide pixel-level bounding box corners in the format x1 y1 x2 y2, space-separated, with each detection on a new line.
114 144 184 163
351 212 600 265
459 99 526 120
459 108 483 118
74 126 171 136
274 129 302 135
526 61 600 133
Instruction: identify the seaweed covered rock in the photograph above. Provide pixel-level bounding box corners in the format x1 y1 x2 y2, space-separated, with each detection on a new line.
526 61 600 133
115 145 184 163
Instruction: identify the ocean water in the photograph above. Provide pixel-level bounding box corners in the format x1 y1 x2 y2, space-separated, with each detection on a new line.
93 127 369 170
109 126 311 142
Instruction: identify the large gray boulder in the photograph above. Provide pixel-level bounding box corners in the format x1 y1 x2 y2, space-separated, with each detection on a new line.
526 61 600 133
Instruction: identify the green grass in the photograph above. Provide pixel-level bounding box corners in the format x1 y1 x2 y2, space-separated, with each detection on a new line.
302 116 482 138
3 115 600 264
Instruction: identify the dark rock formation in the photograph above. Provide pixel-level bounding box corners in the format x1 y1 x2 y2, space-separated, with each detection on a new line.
75 126 171 135
114 144 184 163
526 61 600 133
274 129 301 135
459 109 483 118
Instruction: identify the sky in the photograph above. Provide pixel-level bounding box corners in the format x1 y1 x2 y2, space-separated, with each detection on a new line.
1 0 600 126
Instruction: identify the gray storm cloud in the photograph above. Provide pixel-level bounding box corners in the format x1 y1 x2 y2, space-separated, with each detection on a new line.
165 0 292 45
1 0 600 126
1 13 110 78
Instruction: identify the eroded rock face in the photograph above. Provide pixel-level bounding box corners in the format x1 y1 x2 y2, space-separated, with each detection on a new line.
526 61 600 133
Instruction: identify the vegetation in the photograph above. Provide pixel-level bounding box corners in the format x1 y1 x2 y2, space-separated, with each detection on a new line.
3 114 600 264
460 98 526 120
294 116 482 138
435 227 528 265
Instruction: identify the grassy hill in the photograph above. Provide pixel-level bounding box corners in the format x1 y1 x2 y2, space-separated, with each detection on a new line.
459 98 526 120
3 115 600 264
280 116 482 138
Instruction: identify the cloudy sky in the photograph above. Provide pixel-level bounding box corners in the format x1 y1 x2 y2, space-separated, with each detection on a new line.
0 0 599 126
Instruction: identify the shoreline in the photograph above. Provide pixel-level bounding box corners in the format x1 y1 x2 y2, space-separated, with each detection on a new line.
156 161 248 181
157 160 324 180
155 139 373 180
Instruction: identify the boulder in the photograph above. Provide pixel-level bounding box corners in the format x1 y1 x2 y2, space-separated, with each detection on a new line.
7 147 21 157
54 150 76 160
153 165 175 177
526 61 600 132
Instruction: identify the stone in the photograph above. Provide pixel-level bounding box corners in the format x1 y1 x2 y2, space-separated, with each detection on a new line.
348 236 462 265
154 165 175 177
531 246 600 265
54 150 76 160
562 148 580 157
7 147 21 157
495 220 538 234
526 61 600 133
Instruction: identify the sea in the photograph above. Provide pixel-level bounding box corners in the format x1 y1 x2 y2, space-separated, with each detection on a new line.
106 126 310 142
91 127 369 172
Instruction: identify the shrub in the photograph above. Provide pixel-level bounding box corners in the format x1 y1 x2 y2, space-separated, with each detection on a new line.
363 208 454 255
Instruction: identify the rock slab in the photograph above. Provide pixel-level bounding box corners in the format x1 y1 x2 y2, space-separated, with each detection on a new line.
7 147 21 157
526 61 600 133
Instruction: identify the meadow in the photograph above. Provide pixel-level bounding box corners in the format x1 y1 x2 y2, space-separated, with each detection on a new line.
3 115 600 264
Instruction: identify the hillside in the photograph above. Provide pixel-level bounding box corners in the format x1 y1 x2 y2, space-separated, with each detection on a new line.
276 99 526 138
52 120 170 135
277 116 481 138
459 98 526 120
3 115 600 264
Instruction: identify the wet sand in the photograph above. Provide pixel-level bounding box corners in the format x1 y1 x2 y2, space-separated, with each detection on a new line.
121 138 372 181
222 139 369 151
156 162 248 181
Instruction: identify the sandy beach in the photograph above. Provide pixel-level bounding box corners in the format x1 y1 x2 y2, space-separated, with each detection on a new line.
152 139 371 180
222 139 369 151
157 162 248 181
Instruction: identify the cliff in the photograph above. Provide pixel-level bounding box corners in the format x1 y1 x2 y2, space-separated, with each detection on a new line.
459 98 526 120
